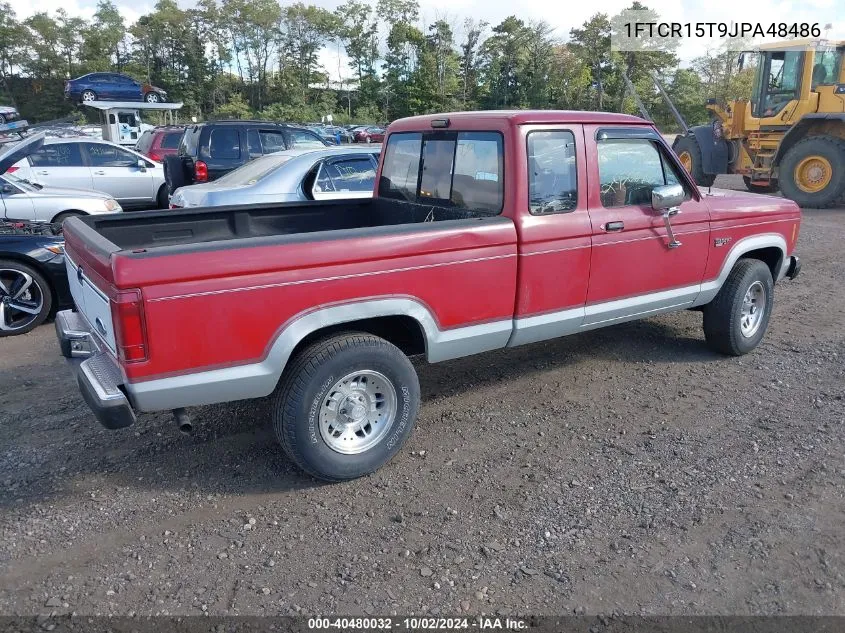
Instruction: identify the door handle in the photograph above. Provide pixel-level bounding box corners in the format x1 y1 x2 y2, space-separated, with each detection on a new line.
36 170 49 175
604 221 625 232
93 170 105 175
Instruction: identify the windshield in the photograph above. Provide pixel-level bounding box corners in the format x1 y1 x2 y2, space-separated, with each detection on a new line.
1 173 36 192
213 153 293 186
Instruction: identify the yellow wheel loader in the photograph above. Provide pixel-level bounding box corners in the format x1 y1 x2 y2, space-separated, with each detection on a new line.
672 40 845 208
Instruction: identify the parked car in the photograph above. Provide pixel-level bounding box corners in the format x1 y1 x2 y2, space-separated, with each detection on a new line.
0 105 20 125
64 72 167 104
353 126 385 143
135 126 185 162
1 222 71 336
0 133 122 223
56 110 801 482
170 146 380 208
163 120 329 193
11 137 167 209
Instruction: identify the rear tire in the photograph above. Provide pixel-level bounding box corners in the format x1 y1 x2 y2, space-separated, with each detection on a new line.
743 176 779 194
674 135 716 188
272 332 420 482
703 259 774 356
778 135 845 208
0 259 53 337
164 155 188 195
81 90 97 103
156 184 169 209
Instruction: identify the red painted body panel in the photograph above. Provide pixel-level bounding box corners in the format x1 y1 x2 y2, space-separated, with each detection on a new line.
63 110 802 388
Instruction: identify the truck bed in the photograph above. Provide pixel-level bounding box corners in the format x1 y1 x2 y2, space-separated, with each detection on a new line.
74 198 492 252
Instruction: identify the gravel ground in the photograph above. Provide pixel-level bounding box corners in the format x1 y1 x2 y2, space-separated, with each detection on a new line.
0 176 843 617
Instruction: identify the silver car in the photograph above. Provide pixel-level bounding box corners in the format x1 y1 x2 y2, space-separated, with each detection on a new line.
11 137 167 209
170 146 380 208
0 133 122 223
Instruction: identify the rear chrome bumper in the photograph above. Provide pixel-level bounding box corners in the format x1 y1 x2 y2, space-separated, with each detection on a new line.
56 310 136 430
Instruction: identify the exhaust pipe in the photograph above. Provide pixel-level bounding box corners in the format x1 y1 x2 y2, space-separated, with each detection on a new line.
173 408 192 434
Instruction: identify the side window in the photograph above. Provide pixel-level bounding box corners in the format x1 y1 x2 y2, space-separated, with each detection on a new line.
29 143 84 167
117 113 137 127
287 129 325 149
379 132 422 200
259 130 286 154
315 158 376 193
527 130 577 214
247 129 262 157
209 128 241 160
812 49 842 88
451 132 503 213
85 143 138 168
597 139 683 208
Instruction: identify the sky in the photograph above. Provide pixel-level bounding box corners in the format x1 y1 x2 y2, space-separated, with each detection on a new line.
14 0 844 80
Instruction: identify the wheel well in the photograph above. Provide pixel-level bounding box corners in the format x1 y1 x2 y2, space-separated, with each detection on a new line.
739 247 782 280
290 315 427 361
0 253 57 313
51 209 87 223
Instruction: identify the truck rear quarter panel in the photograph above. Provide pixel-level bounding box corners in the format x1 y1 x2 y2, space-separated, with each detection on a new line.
111 220 518 382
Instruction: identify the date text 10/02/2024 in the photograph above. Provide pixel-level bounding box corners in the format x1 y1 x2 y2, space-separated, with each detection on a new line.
307 617 529 630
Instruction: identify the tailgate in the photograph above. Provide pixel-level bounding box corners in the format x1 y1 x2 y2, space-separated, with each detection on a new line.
65 250 117 354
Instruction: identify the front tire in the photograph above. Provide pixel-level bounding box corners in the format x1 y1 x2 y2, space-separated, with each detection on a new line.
51 211 85 227
674 135 716 188
156 184 169 209
703 259 774 356
779 135 845 208
0 260 53 337
145 92 160 103
272 332 420 481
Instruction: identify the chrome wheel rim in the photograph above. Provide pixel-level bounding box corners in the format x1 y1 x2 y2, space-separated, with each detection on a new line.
0 269 44 332
147 93 159 103
740 281 766 338
82 91 95 102
319 370 397 455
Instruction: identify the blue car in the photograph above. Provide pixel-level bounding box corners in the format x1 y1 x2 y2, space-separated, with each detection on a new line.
64 73 166 104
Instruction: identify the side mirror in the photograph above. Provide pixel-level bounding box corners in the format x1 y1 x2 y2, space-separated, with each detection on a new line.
0 184 13 195
137 159 148 172
651 184 685 249
651 183 685 211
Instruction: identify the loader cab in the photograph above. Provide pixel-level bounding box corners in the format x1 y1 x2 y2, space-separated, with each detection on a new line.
750 50 804 118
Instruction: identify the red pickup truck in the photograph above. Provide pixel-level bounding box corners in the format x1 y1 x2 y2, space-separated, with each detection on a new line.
56 110 801 481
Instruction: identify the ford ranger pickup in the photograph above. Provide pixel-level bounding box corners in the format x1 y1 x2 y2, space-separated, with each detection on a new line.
55 110 802 481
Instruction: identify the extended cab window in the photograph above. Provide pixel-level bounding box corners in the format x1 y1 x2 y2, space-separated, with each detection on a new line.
379 131 503 213
528 130 577 214
597 139 682 208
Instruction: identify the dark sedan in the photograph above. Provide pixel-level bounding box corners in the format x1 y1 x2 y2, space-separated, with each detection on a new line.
65 73 167 104
0 222 70 336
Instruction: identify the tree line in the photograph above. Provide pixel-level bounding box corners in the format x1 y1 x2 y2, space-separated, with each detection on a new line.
0 0 755 130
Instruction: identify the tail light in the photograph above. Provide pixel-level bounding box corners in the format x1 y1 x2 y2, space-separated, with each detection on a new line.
111 289 148 363
194 160 208 182
148 151 162 162
6 166 18 173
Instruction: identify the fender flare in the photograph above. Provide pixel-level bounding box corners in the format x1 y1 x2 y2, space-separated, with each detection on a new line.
693 233 787 306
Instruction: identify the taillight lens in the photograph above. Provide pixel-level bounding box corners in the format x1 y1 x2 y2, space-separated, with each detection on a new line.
5 166 18 173
148 151 162 162
111 289 148 363
194 160 208 182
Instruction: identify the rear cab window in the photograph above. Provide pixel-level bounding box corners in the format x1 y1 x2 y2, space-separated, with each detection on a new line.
379 131 504 214
160 131 183 149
